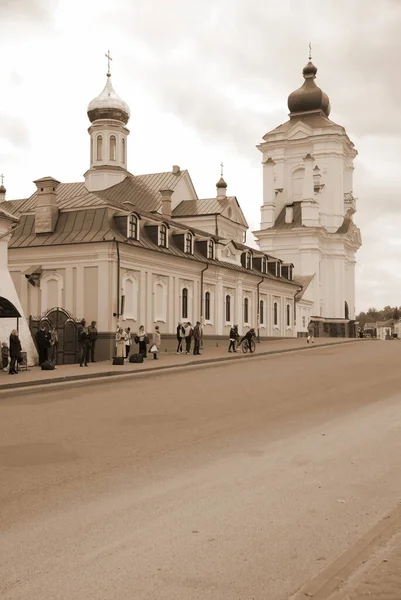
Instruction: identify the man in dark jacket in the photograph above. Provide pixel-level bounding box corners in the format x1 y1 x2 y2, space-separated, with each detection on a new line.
176 322 185 354
35 325 51 365
228 325 238 353
193 322 201 355
88 320 98 362
9 329 22 375
78 319 91 367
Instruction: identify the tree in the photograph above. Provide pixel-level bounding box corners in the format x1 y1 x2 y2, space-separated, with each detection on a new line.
394 307 400 320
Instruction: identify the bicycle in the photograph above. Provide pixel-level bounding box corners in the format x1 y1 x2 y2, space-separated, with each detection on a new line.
240 336 256 354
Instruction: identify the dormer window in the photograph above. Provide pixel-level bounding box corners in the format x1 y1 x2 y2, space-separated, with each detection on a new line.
207 239 215 259
261 256 267 273
245 251 252 270
159 224 168 248
127 214 138 240
184 232 193 254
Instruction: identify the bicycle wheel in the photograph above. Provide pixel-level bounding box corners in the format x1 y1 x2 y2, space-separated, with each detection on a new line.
249 340 256 353
241 340 249 353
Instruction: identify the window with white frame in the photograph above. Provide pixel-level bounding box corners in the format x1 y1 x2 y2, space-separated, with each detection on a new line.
182 287 188 319
259 299 264 325
244 297 249 323
225 294 231 322
159 224 168 247
184 232 193 254
110 135 117 161
127 214 138 240
205 291 211 321
207 239 214 259
96 135 103 161
273 301 278 326
286 304 291 327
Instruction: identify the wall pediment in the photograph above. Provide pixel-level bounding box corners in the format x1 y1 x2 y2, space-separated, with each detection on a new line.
287 123 313 140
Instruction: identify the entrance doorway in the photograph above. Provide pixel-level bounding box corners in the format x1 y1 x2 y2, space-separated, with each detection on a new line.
29 307 80 365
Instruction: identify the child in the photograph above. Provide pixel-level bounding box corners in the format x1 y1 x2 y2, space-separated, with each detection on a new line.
2 341 9 372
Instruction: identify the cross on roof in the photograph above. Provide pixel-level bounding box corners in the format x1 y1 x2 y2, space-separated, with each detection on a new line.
309 42 312 61
105 50 112 76
220 162 224 177
0 174 4 186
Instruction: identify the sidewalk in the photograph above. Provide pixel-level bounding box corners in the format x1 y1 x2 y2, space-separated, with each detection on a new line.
0 337 362 394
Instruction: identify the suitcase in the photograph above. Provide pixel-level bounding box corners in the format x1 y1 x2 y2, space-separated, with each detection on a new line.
112 356 125 365
41 361 55 370
129 354 144 364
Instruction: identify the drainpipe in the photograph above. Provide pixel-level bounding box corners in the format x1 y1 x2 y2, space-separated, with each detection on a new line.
256 276 264 343
113 240 121 323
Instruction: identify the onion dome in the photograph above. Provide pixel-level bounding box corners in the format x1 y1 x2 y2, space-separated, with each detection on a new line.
87 75 130 124
0 185 6 194
216 177 227 189
288 61 331 117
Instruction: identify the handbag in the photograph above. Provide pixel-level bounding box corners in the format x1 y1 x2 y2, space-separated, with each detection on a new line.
149 344 157 353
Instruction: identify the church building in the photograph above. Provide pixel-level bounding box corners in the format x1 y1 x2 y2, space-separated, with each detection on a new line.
253 56 362 335
0 63 302 362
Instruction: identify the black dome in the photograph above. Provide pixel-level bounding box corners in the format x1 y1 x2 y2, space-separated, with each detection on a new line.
288 61 331 117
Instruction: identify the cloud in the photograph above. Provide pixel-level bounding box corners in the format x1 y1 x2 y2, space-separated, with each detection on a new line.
0 0 54 21
0 114 30 149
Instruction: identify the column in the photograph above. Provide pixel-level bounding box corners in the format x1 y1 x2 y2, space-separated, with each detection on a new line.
76 265 84 319
146 270 152 332
168 275 174 333
139 269 146 328
261 158 276 229
216 274 223 335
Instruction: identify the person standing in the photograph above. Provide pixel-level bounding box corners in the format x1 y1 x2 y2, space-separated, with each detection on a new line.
9 329 21 375
88 321 98 362
115 327 126 358
193 321 201 355
35 325 50 365
228 325 238 353
125 327 132 358
151 325 161 360
184 322 193 355
137 325 148 358
78 319 91 367
307 320 315 344
50 327 58 364
176 322 185 354
2 341 9 372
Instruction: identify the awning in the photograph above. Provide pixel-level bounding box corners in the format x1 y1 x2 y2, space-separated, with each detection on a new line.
0 297 21 318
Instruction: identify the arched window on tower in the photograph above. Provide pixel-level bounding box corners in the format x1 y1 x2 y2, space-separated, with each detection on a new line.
96 135 103 161
110 135 117 161
121 138 126 164
90 138 93 164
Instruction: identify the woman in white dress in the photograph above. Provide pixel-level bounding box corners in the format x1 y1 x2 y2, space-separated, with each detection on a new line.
116 327 126 358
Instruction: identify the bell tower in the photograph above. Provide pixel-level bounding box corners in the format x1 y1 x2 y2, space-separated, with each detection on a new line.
84 52 131 192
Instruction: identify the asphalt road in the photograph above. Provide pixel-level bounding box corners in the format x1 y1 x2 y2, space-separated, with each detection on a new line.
1 341 401 600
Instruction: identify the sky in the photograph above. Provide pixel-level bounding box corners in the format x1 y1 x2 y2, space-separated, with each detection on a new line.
0 0 400 313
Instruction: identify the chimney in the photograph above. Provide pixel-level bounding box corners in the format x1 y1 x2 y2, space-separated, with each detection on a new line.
172 165 180 175
34 176 61 234
160 188 174 219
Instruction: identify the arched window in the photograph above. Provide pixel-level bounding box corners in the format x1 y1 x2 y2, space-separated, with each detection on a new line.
154 282 167 322
207 239 214 259
185 232 193 254
121 138 126 164
225 295 231 322
110 135 117 161
96 135 103 161
244 297 249 323
259 300 264 325
182 287 188 319
291 167 304 201
273 302 278 326
159 224 167 247
286 304 291 327
122 274 138 320
90 138 93 164
40 273 64 313
205 291 211 321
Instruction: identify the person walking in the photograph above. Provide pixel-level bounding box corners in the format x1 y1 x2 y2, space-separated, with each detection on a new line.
88 321 98 362
125 327 132 358
151 325 161 360
228 325 238 353
307 320 315 344
78 319 91 367
184 322 193 355
115 327 126 358
9 329 21 375
193 321 201 355
50 327 58 364
176 322 185 354
137 325 148 358
2 341 10 372
35 325 50 365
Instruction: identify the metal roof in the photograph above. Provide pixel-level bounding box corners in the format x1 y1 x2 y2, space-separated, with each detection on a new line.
271 201 303 230
173 196 248 227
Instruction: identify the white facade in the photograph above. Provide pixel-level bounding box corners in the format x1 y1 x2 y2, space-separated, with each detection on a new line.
254 61 362 321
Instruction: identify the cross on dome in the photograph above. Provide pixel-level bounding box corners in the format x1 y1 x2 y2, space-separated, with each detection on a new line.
105 50 112 77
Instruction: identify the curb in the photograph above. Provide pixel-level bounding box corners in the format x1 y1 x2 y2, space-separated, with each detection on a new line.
0 340 361 397
289 502 401 599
